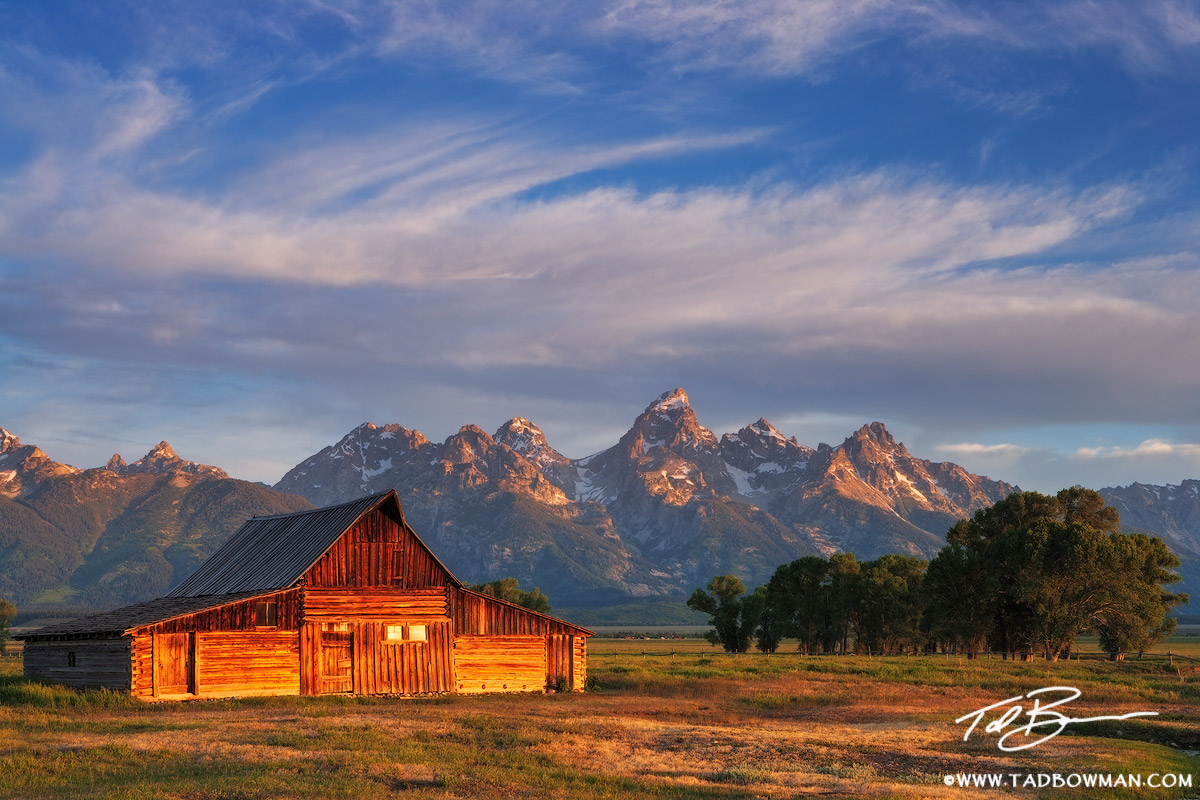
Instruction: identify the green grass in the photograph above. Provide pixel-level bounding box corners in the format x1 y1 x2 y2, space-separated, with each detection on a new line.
0 638 1197 799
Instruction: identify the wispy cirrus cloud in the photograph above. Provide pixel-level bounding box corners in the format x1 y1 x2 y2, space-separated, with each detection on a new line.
600 0 1200 79
1 1 1198 488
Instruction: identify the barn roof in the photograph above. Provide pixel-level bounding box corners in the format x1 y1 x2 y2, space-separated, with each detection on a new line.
168 489 455 598
14 591 276 640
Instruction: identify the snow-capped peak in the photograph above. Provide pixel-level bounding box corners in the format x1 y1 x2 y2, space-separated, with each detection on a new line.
148 441 179 460
0 428 20 451
115 441 227 478
648 388 690 414
749 418 786 440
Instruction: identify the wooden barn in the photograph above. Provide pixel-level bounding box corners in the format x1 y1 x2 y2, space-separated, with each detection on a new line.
18 490 590 700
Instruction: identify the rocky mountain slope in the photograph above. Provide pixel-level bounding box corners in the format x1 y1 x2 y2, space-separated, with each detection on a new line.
7 394 1193 616
276 389 1016 603
0 429 310 610
1101 480 1200 597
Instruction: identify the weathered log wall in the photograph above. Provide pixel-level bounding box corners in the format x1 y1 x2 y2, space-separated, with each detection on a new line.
303 586 447 621
131 631 299 699
23 638 131 691
194 632 299 698
573 636 587 690
453 635 546 693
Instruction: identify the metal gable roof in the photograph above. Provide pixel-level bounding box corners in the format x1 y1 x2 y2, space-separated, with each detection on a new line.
167 490 412 598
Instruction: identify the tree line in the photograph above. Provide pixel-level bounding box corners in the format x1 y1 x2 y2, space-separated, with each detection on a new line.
688 489 1188 660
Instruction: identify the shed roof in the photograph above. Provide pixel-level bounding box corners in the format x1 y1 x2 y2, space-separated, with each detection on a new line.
167 489 455 598
15 591 276 640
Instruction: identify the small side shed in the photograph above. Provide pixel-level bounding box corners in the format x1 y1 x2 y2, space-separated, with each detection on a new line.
18 490 591 700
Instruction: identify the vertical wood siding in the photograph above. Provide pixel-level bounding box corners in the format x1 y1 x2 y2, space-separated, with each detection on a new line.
303 509 451 588
546 634 572 688
23 639 132 691
154 632 192 696
299 619 453 695
449 587 587 636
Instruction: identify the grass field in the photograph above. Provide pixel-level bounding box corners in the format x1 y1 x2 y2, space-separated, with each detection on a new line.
0 637 1197 799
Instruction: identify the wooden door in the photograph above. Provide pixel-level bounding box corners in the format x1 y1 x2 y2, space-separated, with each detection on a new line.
319 628 354 694
154 632 194 696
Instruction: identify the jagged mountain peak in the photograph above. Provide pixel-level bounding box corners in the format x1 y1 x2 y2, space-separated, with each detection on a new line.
148 441 178 460
647 387 690 414
851 421 897 446
749 417 786 439
629 389 719 456
340 421 429 448
494 417 541 443
0 429 42 461
720 417 814 502
0 427 22 451
114 441 228 479
453 424 494 444
0 427 80 497
494 417 569 472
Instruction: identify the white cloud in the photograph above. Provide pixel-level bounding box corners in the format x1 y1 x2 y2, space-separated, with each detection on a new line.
938 442 1032 458
1075 440 1200 460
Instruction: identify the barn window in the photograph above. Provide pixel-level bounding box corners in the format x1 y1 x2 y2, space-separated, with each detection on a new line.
385 624 427 642
67 652 76 667
254 601 277 627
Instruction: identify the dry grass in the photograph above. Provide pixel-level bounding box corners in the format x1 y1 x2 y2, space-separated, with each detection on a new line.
0 639 1197 799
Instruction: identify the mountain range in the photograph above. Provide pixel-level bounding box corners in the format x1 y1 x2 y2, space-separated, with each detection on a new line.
2 389 1196 616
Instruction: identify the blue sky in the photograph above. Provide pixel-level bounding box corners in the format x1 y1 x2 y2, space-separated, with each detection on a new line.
1 0 1198 493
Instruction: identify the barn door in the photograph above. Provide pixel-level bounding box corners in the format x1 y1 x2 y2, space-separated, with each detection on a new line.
153 632 195 696
319 625 354 694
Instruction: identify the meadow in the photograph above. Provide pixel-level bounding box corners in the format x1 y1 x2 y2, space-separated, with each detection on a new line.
0 637 1197 799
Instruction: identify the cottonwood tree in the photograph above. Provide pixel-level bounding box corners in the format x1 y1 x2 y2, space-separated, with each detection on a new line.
931 488 1185 660
766 556 829 654
688 575 754 653
853 555 927 654
924 539 993 657
821 552 861 655
1094 533 1187 659
470 578 551 613
744 584 784 653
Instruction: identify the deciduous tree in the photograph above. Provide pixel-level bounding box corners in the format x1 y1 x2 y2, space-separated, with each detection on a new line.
470 578 551 613
688 575 754 653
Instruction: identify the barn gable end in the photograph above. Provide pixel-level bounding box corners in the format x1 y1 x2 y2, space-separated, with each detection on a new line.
19 490 590 700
